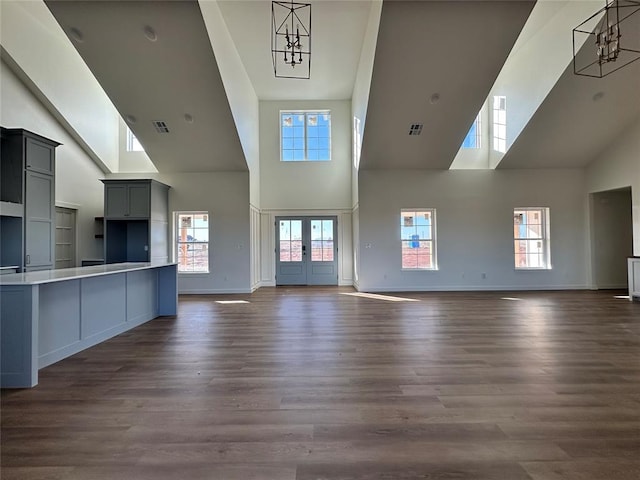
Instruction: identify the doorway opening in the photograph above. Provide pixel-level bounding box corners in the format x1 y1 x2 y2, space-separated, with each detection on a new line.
276 216 338 285
55 206 77 269
590 187 633 289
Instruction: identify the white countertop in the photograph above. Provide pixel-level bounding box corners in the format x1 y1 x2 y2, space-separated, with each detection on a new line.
0 262 176 286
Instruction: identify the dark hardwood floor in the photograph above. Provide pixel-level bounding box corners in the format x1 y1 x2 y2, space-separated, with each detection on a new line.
2 288 640 479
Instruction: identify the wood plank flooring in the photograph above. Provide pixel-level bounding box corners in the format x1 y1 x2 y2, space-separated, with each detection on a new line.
2 288 639 479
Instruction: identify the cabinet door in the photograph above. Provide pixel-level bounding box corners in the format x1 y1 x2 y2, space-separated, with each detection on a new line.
25 137 55 175
127 184 150 218
25 171 54 269
104 184 128 218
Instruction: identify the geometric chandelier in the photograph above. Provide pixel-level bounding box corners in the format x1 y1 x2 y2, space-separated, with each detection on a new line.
573 0 640 78
271 1 311 79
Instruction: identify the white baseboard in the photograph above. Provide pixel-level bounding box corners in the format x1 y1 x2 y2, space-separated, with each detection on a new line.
357 284 591 293
178 288 253 295
594 284 628 290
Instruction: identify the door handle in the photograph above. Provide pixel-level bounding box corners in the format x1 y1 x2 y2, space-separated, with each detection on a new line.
26 254 30 265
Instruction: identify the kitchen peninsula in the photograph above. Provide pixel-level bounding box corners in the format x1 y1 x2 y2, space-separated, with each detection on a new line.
0 261 177 387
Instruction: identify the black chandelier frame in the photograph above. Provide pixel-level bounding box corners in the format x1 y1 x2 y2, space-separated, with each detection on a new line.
271 1 312 79
573 0 640 78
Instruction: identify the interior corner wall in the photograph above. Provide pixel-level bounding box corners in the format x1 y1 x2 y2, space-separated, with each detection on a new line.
250 203 260 291
259 100 352 210
352 204 360 290
1 58 105 263
199 0 260 208
351 0 382 208
586 118 640 256
357 169 588 292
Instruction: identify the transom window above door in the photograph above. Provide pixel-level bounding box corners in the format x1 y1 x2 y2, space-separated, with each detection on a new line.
280 111 331 161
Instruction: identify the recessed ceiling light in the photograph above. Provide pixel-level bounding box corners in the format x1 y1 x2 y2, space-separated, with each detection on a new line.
592 91 605 102
184 113 194 124
69 27 84 43
429 93 440 104
143 25 157 42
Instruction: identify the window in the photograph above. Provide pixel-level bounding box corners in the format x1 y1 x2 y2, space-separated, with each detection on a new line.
126 127 144 152
353 116 362 168
281 111 331 161
514 208 550 269
462 113 481 149
176 212 209 273
311 219 334 262
493 95 506 153
401 209 436 270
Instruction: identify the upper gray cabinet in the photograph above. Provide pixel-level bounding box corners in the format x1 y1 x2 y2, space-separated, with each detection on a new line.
0 128 60 272
25 136 55 175
104 181 150 219
101 179 170 264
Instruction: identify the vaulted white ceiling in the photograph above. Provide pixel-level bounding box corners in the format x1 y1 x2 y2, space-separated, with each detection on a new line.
217 0 373 100
16 0 640 174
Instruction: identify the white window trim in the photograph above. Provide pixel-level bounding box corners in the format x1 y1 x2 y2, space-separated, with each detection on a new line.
400 208 438 271
492 95 506 153
279 110 332 162
175 211 210 274
513 207 551 270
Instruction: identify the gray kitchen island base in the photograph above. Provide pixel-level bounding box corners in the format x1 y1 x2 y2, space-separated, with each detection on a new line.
1 262 177 388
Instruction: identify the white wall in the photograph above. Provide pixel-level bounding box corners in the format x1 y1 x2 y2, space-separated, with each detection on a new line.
1 0 120 173
351 1 382 207
105 171 252 294
259 100 352 210
590 188 633 289
358 169 588 291
1 59 106 263
586 118 640 256
199 0 260 208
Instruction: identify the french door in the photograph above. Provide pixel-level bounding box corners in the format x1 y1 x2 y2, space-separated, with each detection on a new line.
276 216 338 285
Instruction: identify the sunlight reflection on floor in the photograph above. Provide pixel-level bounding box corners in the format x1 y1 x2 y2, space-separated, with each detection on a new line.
340 292 420 302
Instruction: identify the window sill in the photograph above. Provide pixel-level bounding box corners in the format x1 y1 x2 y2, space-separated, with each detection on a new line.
402 268 439 272
515 267 552 271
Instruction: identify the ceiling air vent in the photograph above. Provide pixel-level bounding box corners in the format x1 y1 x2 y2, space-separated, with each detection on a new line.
409 123 423 135
152 121 169 133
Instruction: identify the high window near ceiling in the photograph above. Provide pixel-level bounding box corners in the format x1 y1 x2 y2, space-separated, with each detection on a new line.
175 212 209 273
514 208 550 269
280 111 331 161
493 96 507 153
462 113 481 149
401 209 436 270
126 127 144 152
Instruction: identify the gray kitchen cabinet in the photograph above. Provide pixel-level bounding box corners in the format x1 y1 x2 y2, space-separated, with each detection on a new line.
0 128 60 272
104 181 150 219
101 180 170 264
24 171 55 270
